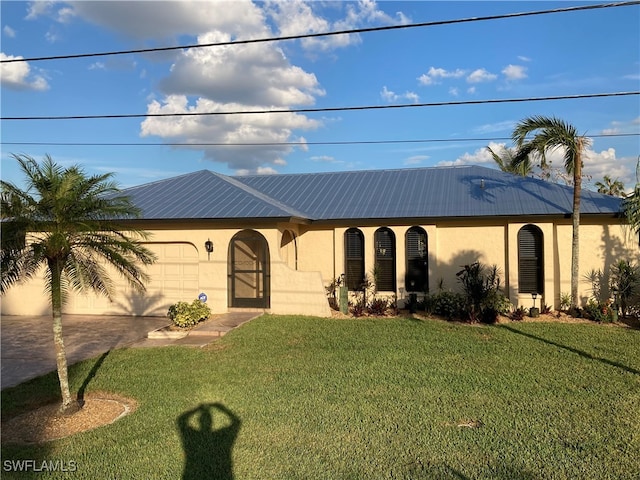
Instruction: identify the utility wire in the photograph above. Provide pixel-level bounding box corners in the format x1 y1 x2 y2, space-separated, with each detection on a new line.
1 1 637 64
2 92 637 121
3 133 637 148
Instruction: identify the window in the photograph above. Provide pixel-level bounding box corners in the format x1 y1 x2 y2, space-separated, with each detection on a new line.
374 227 396 291
518 225 543 294
345 228 364 290
405 226 428 292
280 230 297 270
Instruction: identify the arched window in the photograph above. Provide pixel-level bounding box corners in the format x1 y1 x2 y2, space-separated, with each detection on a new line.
518 225 544 294
374 227 396 291
280 230 297 270
405 226 428 292
345 228 364 291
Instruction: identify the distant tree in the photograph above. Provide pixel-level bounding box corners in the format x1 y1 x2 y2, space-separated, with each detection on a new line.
487 145 532 176
622 158 640 237
0 154 156 414
595 175 625 197
512 116 590 308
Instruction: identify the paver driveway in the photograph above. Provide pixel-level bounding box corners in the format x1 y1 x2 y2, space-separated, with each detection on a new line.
1 314 168 389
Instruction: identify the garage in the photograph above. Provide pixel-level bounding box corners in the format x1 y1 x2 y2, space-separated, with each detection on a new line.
66 242 200 316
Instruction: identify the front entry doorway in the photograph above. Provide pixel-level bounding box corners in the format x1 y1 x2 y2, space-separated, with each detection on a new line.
228 230 270 308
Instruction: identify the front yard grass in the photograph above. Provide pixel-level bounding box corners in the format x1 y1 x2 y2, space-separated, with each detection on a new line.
2 315 639 479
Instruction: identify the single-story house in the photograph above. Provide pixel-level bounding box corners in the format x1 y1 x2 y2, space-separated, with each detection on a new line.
2 165 637 318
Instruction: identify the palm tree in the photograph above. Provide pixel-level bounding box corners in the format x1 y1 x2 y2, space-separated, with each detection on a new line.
487 145 533 176
1 154 156 413
622 158 640 237
512 116 590 308
595 175 625 197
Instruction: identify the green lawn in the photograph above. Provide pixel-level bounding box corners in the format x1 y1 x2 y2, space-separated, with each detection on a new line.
2 316 639 479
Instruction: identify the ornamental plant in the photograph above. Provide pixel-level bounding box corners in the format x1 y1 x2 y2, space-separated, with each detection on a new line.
168 299 211 328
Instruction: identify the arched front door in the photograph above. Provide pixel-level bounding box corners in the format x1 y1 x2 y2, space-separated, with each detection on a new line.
228 230 270 308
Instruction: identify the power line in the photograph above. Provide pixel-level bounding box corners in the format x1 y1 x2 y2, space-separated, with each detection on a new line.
3 133 637 148
1 1 637 64
2 92 637 121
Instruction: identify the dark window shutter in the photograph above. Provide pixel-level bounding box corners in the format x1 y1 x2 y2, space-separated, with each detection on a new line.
518 225 543 294
345 229 364 290
406 227 428 292
375 228 396 291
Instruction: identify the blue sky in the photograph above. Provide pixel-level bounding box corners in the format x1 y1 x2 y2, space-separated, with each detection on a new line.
1 1 639 191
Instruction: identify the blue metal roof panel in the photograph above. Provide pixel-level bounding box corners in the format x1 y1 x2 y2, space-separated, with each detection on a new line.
124 166 622 221
236 166 621 219
122 170 305 219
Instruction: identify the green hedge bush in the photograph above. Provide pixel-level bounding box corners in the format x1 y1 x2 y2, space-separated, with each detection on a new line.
167 299 211 328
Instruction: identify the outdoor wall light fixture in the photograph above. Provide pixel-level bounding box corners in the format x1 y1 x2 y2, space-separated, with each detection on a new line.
531 292 538 308
205 239 214 260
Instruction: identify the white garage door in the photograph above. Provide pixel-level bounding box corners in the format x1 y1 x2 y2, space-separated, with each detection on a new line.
66 242 199 316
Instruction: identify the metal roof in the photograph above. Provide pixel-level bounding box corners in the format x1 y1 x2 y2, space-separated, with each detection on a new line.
122 170 306 220
123 165 622 221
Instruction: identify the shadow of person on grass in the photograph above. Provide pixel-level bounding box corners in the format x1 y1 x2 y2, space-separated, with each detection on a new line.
177 403 241 480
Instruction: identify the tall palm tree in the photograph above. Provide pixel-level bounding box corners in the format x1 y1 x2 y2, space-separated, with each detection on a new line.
595 175 625 197
487 145 533 176
1 154 156 413
512 116 590 308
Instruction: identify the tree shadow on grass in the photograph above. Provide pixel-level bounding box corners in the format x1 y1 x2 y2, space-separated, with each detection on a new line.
76 350 110 407
498 324 639 375
177 403 241 480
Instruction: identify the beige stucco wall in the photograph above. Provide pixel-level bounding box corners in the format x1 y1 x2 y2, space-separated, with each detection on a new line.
2 216 637 317
296 217 638 310
0 222 331 318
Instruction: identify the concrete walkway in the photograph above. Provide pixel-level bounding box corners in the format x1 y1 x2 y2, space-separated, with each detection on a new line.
1 312 261 390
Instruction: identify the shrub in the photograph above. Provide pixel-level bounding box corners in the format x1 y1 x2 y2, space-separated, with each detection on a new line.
425 291 465 321
168 299 211 328
541 304 552 315
456 262 511 324
368 297 389 316
559 292 572 311
350 300 366 317
325 277 343 311
584 298 615 323
510 306 527 321
610 260 640 318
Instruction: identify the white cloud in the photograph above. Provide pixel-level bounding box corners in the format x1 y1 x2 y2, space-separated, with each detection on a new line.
69 0 267 40
25 1 55 20
63 1 410 173
159 30 323 106
445 141 636 192
438 143 502 167
3 25 16 38
502 64 527 81
311 155 341 163
467 68 497 83
256 166 278 175
88 62 106 71
0 53 49 91
266 0 410 52
467 86 476 94
418 67 466 86
404 155 429 166
472 120 515 134
448 87 459 97
141 95 321 173
583 147 634 192
380 86 418 103
517 56 532 62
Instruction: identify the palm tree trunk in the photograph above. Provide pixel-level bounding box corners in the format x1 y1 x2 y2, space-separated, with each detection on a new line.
571 147 583 308
49 258 74 414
